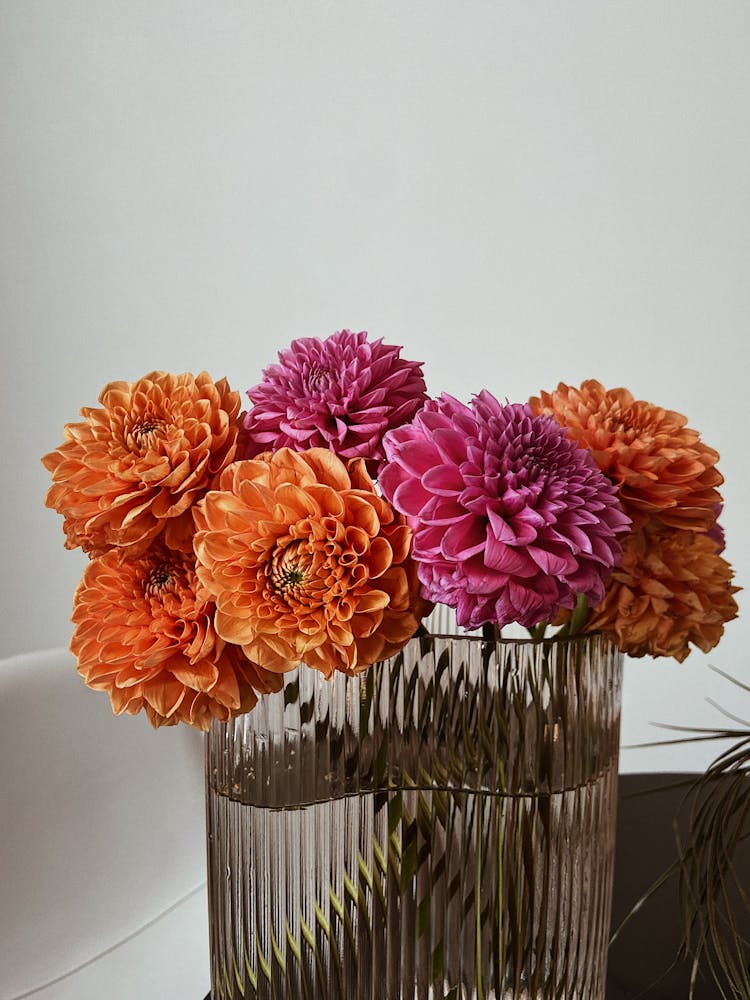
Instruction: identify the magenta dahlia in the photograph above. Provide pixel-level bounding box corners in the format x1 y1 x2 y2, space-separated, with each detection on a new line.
706 503 726 554
380 392 631 630
241 329 428 467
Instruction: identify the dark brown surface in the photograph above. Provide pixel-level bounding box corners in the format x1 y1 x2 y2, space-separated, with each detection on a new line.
203 773 744 999
607 771 736 999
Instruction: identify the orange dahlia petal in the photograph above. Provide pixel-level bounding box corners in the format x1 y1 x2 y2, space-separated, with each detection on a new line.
530 380 723 532
43 371 242 555
587 519 739 661
295 447 353 492
70 542 277 730
194 449 427 677
108 685 144 716
142 675 187 718
170 660 220 693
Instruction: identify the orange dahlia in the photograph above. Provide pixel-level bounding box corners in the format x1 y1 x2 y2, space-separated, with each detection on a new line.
587 520 739 662
529 380 723 531
43 371 242 555
193 448 429 676
71 543 280 729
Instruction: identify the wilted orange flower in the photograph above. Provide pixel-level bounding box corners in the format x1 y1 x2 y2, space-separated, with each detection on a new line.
193 448 429 676
529 380 723 531
71 543 280 729
43 371 242 556
587 520 739 662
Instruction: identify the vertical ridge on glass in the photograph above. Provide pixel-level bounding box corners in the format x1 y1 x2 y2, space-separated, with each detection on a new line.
206 632 622 999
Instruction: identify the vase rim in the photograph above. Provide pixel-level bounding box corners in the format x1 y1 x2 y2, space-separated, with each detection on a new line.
412 629 608 647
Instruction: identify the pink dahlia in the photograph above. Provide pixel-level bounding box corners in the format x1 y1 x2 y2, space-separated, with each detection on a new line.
380 392 631 630
706 503 726 554
241 330 427 468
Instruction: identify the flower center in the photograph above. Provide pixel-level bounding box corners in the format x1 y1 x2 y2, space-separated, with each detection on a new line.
602 403 645 444
305 364 332 392
270 542 310 595
128 417 167 450
145 561 176 596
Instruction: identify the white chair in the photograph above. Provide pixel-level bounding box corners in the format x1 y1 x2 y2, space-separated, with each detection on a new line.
0 648 210 1000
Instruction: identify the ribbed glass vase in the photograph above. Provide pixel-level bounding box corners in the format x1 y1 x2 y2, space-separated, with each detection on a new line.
205 631 622 1000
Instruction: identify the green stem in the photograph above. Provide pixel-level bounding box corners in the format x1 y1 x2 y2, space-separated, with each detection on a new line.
527 621 548 642
555 593 590 638
475 795 485 1000
481 622 501 643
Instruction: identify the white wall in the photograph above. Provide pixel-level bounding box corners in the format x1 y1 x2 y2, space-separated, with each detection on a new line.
2 1 748 772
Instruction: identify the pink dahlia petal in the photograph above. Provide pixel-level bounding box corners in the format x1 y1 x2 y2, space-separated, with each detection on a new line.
706 503 726 553
243 330 428 470
381 393 631 630
441 519 487 560
392 478 433 518
486 510 518 544
422 464 466 496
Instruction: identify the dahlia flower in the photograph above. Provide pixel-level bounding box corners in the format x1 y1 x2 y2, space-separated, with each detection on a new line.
71 543 280 730
529 380 723 531
707 503 726 554
193 448 428 676
241 329 427 467
380 393 630 630
587 520 739 661
43 371 242 556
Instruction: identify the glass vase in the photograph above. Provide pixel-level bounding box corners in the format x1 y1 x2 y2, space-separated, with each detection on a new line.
205 631 622 999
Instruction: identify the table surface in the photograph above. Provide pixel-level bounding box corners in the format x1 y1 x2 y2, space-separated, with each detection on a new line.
201 773 748 999
607 772 742 999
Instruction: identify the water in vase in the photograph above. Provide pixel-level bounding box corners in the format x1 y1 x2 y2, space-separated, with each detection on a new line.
207 762 618 1000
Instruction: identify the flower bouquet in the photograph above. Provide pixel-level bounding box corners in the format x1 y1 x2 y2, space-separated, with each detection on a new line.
43 330 738 1000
